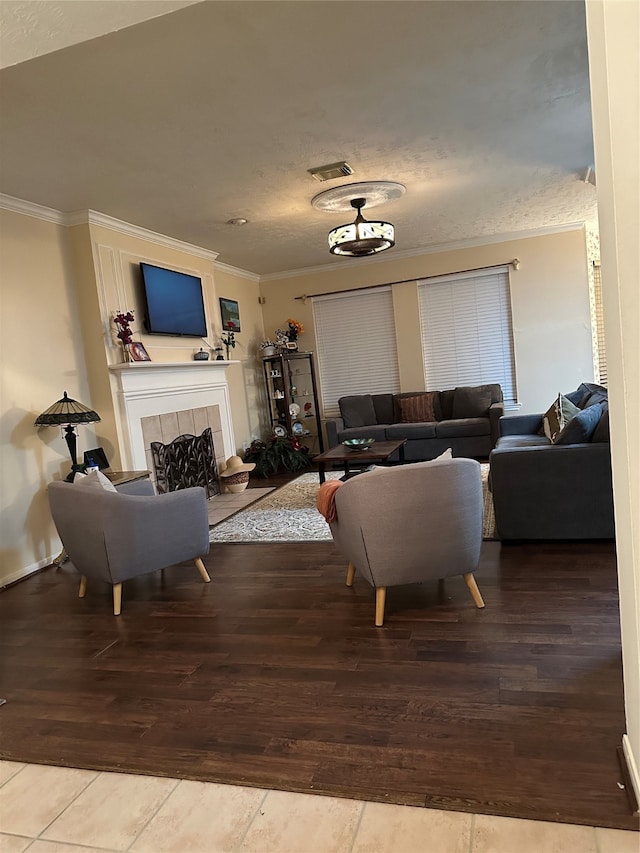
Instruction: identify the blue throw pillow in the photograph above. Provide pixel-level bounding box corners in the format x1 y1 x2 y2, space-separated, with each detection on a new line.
592 407 610 443
553 403 603 445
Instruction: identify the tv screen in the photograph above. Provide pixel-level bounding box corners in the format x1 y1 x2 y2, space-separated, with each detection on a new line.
140 263 208 337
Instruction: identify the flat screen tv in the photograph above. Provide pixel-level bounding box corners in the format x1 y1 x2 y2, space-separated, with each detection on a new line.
140 262 208 337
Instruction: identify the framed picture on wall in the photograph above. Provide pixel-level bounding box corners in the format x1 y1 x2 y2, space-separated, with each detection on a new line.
219 298 241 332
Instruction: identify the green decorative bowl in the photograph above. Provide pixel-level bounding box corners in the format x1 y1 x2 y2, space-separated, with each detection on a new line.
342 438 375 451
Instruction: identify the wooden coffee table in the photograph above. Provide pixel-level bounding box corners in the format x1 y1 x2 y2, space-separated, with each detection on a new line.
315 439 406 484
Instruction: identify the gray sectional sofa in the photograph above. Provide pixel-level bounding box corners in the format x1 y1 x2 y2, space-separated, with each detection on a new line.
325 384 504 461
489 382 613 540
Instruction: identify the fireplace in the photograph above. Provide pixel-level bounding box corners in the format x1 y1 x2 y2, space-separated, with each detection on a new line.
143 412 224 495
151 427 220 497
108 362 236 473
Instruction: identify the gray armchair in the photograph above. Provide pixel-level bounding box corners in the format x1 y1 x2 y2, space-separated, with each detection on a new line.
48 479 211 614
329 457 485 626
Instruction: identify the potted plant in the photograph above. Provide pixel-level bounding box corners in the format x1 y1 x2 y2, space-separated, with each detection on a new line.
220 331 236 360
243 435 311 478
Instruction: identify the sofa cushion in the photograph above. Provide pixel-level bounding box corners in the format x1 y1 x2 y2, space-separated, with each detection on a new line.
565 382 608 409
339 395 377 428
582 389 609 410
338 425 389 443
386 422 437 440
541 393 580 441
591 407 610 443
438 389 455 420
372 394 395 425
452 385 493 419
396 392 437 423
553 403 603 445
436 418 490 439
496 434 551 449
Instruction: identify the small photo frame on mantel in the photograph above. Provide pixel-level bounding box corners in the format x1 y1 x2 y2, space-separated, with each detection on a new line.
219 297 241 332
129 341 151 362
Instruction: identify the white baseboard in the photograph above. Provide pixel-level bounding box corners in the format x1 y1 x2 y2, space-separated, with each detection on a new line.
1 555 56 589
622 734 640 814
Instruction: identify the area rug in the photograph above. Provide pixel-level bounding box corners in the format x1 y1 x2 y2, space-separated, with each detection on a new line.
210 463 496 543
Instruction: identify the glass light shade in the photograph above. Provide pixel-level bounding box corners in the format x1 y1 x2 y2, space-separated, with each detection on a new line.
328 200 395 257
34 391 101 426
35 391 101 481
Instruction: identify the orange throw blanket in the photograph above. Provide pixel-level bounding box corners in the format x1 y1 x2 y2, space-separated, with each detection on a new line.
316 480 343 523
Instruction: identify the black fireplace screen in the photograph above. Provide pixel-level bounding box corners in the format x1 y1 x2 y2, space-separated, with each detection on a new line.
151 427 220 498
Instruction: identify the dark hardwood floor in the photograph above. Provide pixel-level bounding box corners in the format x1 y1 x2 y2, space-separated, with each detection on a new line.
0 535 637 832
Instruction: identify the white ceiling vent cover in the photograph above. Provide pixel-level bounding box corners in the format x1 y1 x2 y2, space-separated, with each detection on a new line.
308 161 354 182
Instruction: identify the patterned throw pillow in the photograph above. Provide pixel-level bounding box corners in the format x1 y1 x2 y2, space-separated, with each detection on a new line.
542 394 580 442
397 392 437 423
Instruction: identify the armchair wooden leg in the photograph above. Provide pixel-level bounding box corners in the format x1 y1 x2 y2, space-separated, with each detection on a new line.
346 562 356 587
463 572 485 608
375 587 387 627
78 576 87 598
113 583 122 616
194 557 211 583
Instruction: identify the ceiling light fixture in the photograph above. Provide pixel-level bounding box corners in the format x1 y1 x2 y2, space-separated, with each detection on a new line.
227 217 248 226
328 197 395 257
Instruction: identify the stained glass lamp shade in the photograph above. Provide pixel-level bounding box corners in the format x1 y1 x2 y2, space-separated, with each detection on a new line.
328 197 395 257
35 391 101 481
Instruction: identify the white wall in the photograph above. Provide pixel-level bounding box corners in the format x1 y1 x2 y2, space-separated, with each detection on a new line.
587 0 640 807
0 210 99 584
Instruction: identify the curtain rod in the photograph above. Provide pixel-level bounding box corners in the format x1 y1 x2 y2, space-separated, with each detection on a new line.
294 259 520 302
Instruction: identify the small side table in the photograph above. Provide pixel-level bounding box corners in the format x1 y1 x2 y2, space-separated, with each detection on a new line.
105 470 151 488
52 470 151 565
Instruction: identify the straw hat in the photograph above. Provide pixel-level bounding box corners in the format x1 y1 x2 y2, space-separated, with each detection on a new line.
219 455 255 477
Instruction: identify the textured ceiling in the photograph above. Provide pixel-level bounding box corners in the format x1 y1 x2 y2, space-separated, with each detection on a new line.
0 1 597 276
0 1 202 68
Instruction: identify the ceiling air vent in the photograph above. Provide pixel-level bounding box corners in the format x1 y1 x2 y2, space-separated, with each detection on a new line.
308 161 354 183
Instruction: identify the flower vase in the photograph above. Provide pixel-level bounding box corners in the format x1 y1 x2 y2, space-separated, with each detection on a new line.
123 344 133 363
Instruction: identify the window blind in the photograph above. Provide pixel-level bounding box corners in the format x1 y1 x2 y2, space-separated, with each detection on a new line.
418 267 517 404
593 262 607 386
312 287 400 417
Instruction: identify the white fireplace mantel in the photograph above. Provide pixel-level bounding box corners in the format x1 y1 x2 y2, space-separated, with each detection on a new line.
108 361 239 470
109 360 239 374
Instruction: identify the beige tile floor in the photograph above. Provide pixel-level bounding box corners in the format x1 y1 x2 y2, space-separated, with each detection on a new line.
0 761 637 853
207 487 274 526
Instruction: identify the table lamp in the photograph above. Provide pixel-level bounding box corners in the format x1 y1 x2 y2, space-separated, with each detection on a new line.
35 391 101 481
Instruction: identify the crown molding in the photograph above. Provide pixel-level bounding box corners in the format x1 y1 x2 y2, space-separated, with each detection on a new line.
213 259 260 282
259 221 587 282
1 193 587 281
0 197 219 261
66 210 219 261
0 193 66 224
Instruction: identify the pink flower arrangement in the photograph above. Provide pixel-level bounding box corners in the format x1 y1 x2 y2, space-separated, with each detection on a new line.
113 311 135 346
